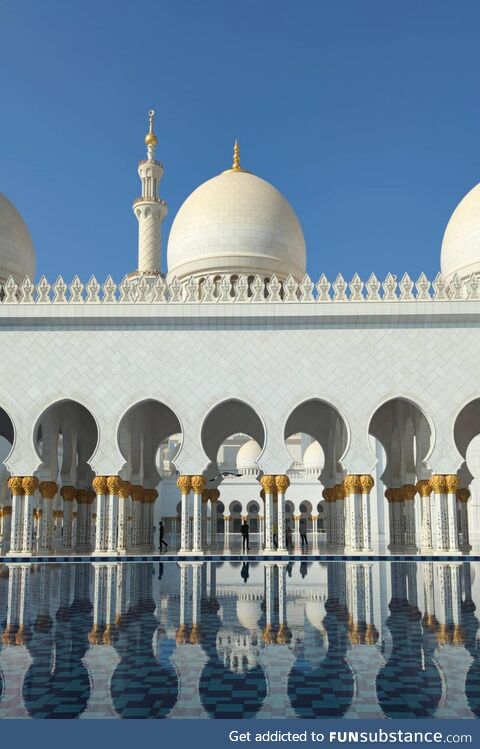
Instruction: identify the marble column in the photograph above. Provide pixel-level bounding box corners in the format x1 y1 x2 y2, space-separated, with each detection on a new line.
93 476 109 554
275 475 289 553
402 484 417 551
21 477 38 554
39 481 57 552
446 475 459 552
417 479 433 551
76 489 95 549
457 488 471 551
209 489 219 549
191 475 206 553
293 513 301 549
201 491 209 546
106 476 122 553
360 475 374 551
60 485 75 550
177 475 192 553
223 513 230 550
261 475 276 552
323 488 334 544
117 481 131 554
1 504 12 554
144 489 157 550
131 485 145 551
386 488 403 549
311 513 319 550
431 475 450 551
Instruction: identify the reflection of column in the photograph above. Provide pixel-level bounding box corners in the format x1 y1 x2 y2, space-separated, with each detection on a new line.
93 476 109 553
277 562 287 626
275 475 289 553
417 480 433 551
21 477 38 554
191 562 203 642
432 475 449 551
264 562 275 641
403 484 417 551
117 481 131 554
177 476 191 553
60 485 75 549
107 476 121 553
209 490 219 549
191 475 205 554
458 489 471 551
261 475 276 552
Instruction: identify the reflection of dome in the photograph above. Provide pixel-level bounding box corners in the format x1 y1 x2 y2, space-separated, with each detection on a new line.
441 183 480 283
167 166 306 282
236 599 261 630
236 439 261 471
303 441 324 470
0 194 36 284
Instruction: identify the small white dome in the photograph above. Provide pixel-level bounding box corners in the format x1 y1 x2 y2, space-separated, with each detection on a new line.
303 441 324 470
167 169 306 282
441 183 480 283
0 194 35 285
236 599 261 630
236 439 261 470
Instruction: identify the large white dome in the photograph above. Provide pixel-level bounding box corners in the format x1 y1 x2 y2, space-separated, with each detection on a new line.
167 167 306 282
236 439 262 471
441 183 480 283
0 194 35 285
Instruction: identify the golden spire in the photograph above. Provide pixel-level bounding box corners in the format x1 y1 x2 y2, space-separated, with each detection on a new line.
232 139 241 170
145 109 158 147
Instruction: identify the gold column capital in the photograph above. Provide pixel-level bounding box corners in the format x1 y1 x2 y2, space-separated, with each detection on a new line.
8 476 25 496
402 483 417 501
457 488 471 502
39 481 58 499
22 476 38 496
208 488 220 502
431 475 447 494
385 487 403 503
359 474 375 494
176 475 192 495
445 474 459 494
344 475 363 495
144 488 158 503
131 485 145 502
322 487 334 502
333 483 345 501
92 476 109 495
107 476 123 495
119 481 132 499
260 475 276 494
60 485 76 502
275 474 290 493
416 479 431 498
191 475 206 494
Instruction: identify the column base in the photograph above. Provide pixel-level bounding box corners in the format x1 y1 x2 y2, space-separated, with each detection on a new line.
262 548 288 556
460 544 472 553
344 547 373 555
178 549 204 556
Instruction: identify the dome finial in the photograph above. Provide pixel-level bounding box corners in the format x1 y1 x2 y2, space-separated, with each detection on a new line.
145 109 158 155
232 139 241 170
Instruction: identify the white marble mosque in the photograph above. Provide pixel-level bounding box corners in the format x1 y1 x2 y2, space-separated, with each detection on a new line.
1 112 480 557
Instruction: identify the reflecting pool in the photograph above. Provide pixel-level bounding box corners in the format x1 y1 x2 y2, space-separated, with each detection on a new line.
0 560 479 719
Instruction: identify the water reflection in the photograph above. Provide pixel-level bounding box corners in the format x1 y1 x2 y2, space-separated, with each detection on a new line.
0 560 479 719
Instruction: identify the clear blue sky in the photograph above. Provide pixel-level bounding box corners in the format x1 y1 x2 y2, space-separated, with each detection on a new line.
1 0 480 282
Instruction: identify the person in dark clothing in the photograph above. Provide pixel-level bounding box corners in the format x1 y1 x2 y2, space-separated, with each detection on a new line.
300 518 308 548
240 519 250 552
159 521 168 551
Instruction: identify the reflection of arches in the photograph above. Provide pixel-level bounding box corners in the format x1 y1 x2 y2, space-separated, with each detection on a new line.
199 658 267 718
201 400 265 475
35 399 98 484
118 399 181 486
284 400 347 486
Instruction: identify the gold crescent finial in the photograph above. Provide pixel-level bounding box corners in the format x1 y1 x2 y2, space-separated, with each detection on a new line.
232 139 241 170
145 109 158 147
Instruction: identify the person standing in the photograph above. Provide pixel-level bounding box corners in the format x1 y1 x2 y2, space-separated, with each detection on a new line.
300 518 308 549
240 519 250 552
159 521 168 551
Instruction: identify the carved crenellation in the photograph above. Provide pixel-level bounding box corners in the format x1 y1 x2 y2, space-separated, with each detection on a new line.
2 272 479 305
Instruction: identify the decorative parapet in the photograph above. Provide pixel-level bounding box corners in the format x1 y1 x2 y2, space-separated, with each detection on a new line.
1 271 479 305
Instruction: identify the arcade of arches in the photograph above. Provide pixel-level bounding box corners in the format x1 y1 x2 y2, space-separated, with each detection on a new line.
0 396 478 556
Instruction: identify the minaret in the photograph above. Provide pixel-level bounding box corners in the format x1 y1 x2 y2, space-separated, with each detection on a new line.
132 110 168 276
